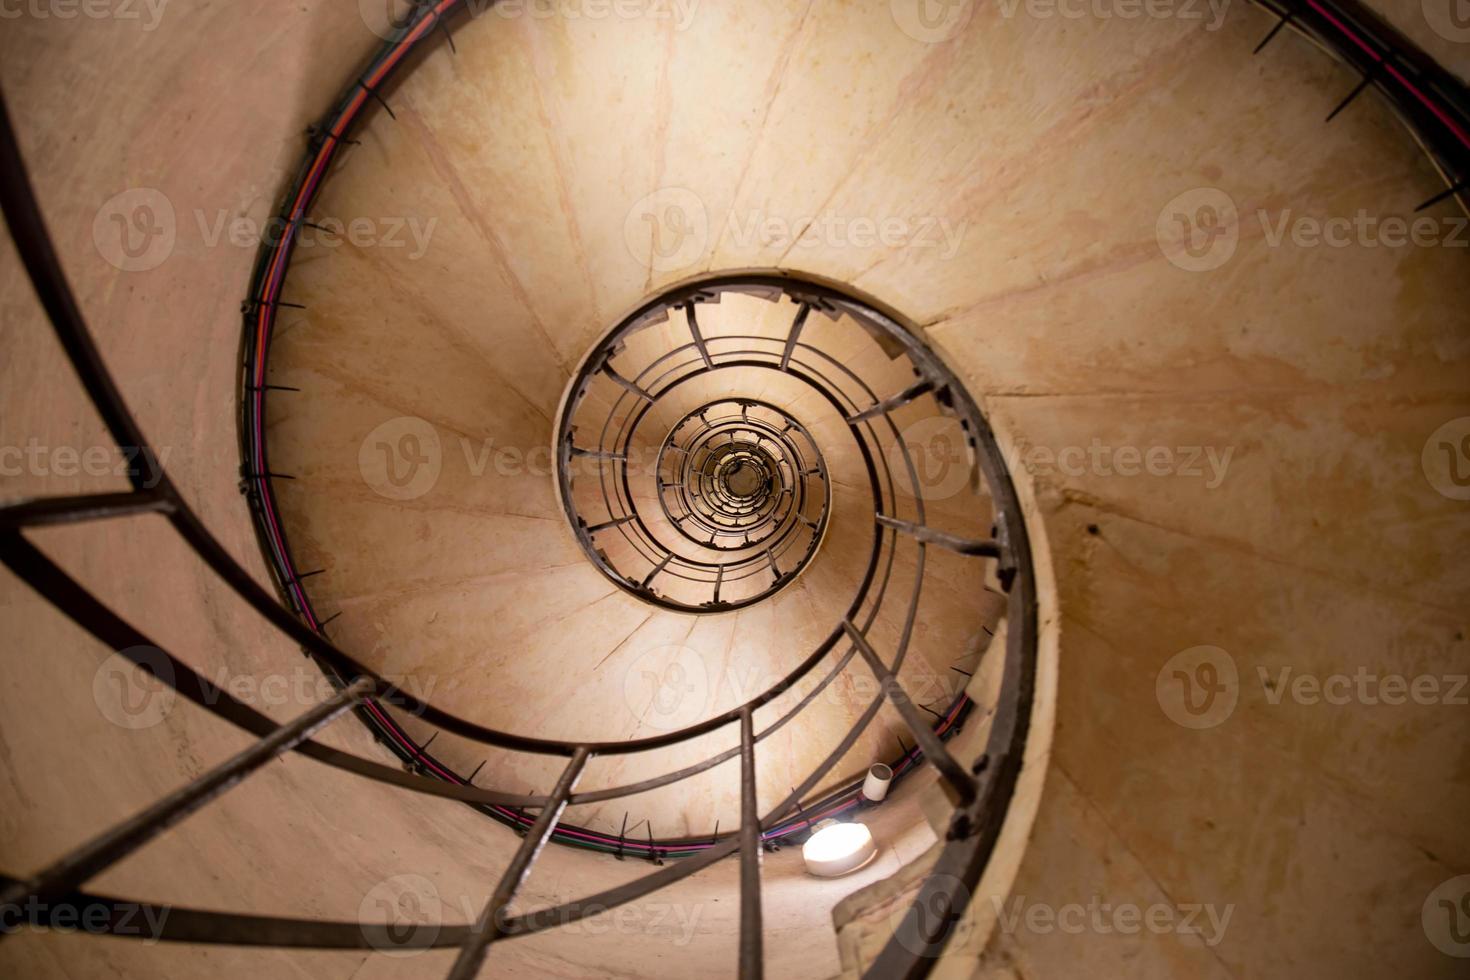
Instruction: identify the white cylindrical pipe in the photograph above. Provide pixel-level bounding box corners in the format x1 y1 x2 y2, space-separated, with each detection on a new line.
861 762 893 803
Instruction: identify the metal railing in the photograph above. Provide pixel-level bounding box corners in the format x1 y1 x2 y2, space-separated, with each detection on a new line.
660 400 819 550
561 302 838 611
0 85 1041 980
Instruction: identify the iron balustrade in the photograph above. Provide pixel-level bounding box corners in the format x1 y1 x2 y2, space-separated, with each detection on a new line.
655 399 821 553
564 333 832 610
0 81 1041 979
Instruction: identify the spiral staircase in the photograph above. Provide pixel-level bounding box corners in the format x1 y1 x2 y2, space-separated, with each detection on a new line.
1 1 1468 978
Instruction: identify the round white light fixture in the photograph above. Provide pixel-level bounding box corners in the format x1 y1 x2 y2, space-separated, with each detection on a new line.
802 819 878 877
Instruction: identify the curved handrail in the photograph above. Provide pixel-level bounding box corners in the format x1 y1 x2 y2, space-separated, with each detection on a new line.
2 38 1039 973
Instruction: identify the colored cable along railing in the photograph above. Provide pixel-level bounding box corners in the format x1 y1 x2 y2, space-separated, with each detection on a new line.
0 0 1465 976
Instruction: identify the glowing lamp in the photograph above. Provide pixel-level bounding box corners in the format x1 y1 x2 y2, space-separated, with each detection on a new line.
802 819 877 877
